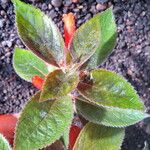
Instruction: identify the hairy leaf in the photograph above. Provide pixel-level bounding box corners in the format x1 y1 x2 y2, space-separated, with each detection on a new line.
73 122 124 150
79 69 144 110
76 69 149 127
76 99 149 127
14 92 73 150
40 69 78 102
71 7 117 69
13 48 49 82
0 134 11 150
13 0 64 67
61 128 70 149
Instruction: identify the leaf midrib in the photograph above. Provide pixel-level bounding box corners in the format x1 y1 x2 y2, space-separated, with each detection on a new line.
77 90 143 111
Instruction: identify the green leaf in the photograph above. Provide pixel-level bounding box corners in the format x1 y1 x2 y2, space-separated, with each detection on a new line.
71 7 117 69
79 69 144 110
76 69 149 127
40 69 78 102
13 0 65 67
73 122 124 150
13 48 49 82
76 99 149 127
14 92 73 150
0 134 11 150
61 128 70 149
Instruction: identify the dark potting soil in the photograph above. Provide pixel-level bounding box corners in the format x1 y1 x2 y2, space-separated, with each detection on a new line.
0 0 150 149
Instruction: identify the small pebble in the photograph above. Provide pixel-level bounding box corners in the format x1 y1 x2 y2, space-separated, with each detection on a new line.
48 4 52 10
0 19 4 28
6 41 12 48
51 0 62 8
96 0 108 4
1 0 9 4
42 4 48 10
85 13 92 21
96 3 107 11
90 5 96 14
49 10 57 19
64 0 72 7
127 69 133 76
72 0 78 3
1 41 7 47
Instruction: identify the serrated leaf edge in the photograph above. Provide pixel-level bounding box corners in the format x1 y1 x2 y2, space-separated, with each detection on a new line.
12 47 48 82
78 68 145 110
76 102 149 128
0 134 11 150
13 0 64 67
71 7 117 70
76 92 149 127
39 69 79 102
14 91 73 150
73 122 125 150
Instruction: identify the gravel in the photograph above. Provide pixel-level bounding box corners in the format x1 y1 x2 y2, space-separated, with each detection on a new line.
0 0 150 149
96 0 109 4
51 0 62 7
0 19 4 28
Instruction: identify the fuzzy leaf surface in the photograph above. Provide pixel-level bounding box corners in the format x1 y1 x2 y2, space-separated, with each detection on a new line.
73 122 124 150
79 69 144 110
0 134 11 150
14 92 73 150
13 0 64 66
61 128 70 149
76 69 149 127
40 69 78 102
71 7 117 69
13 48 49 81
76 99 149 127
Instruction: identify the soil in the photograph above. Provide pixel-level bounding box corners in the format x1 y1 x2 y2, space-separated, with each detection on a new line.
0 0 150 149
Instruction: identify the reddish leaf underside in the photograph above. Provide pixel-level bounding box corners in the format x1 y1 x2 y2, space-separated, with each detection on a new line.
69 125 81 150
32 76 44 90
0 114 18 146
63 13 76 49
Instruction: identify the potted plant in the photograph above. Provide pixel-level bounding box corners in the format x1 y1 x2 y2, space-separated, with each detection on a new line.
0 0 149 149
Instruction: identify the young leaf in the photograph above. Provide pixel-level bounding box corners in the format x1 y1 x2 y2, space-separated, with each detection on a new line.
73 122 124 150
13 48 49 82
14 92 73 150
63 13 76 49
76 99 149 127
78 69 144 110
13 0 65 67
40 69 78 102
0 134 11 150
32 76 44 90
71 7 117 69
